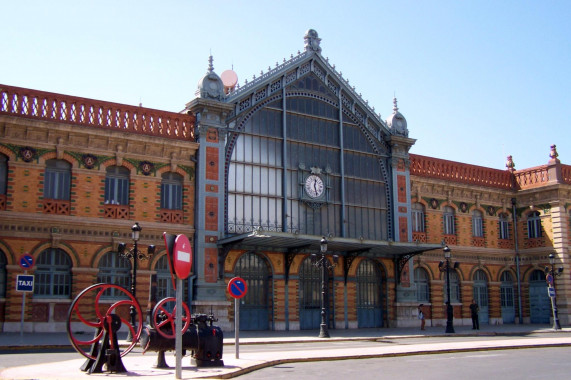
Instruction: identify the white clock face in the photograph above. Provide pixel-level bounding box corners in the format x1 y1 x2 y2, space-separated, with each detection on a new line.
304 175 324 198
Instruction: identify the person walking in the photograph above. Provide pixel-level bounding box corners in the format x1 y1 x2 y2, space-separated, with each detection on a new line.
418 304 425 331
470 299 480 330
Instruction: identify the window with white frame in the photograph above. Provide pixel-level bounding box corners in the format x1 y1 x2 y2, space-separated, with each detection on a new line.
415 267 429 302
97 251 131 298
527 211 542 238
449 271 460 303
104 166 130 205
499 213 510 240
412 203 425 232
443 206 455 235
161 172 183 210
44 159 71 200
34 248 72 298
472 210 484 237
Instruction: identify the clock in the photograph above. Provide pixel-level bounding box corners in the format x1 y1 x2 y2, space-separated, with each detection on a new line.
304 174 324 198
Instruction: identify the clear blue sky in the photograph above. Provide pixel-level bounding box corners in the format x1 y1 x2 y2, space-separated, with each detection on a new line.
2 0 570 170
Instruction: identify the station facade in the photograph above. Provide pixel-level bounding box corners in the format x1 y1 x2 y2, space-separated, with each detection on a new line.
0 30 570 333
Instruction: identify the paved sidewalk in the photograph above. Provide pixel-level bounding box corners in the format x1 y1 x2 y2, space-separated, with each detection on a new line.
1 325 571 379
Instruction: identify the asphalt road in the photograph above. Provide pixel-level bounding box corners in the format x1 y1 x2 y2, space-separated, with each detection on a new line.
1 333 571 374
235 347 571 379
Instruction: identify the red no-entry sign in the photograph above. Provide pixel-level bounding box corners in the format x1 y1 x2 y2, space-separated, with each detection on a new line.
173 234 192 279
228 277 248 299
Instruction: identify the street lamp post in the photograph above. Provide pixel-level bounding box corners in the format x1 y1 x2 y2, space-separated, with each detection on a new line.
545 252 563 330
439 245 456 334
311 237 338 338
118 222 155 342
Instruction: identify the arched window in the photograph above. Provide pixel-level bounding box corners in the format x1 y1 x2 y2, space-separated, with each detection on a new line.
44 159 71 200
34 248 72 298
97 251 131 298
499 213 510 240
105 166 130 205
449 271 460 303
235 253 270 330
415 267 430 303
155 254 175 300
161 172 183 210
443 206 455 235
412 203 425 232
0 154 7 196
0 249 6 298
500 271 515 311
527 211 542 238
472 210 483 237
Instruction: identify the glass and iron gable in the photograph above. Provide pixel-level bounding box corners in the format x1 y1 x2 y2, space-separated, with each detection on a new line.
226 72 390 240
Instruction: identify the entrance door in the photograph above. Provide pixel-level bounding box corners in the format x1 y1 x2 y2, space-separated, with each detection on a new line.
356 260 382 328
299 258 322 330
500 271 515 324
529 270 550 324
473 270 489 324
235 253 270 330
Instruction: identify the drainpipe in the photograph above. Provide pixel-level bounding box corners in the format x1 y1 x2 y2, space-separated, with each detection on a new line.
512 198 523 324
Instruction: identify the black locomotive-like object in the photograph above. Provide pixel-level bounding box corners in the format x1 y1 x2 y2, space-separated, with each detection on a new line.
66 286 224 373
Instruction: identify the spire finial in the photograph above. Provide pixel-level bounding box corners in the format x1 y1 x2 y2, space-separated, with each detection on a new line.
506 155 516 172
208 55 214 73
550 144 559 160
392 96 399 113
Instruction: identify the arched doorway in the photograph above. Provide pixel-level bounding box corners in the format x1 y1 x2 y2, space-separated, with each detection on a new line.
299 257 322 330
529 270 550 323
356 260 382 328
500 271 515 324
234 253 270 330
473 270 489 324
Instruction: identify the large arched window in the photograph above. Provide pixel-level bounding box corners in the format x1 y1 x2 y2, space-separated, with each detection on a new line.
161 172 183 210
44 159 71 200
0 249 6 298
234 253 270 330
97 251 131 298
499 213 510 240
412 203 425 233
226 75 389 240
527 211 542 238
415 267 430 303
155 254 175 300
472 210 483 237
34 248 72 298
105 166 130 205
0 154 7 210
443 206 455 235
448 271 460 303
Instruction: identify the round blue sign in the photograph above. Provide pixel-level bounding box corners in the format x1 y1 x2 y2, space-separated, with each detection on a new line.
19 254 34 270
228 277 248 299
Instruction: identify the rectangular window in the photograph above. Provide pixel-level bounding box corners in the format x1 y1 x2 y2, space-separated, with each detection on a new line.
44 169 70 200
161 183 182 209
499 219 510 240
444 214 455 235
473 217 483 237
412 210 424 232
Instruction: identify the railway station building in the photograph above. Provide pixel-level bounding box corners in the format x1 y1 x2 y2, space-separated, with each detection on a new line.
0 30 569 333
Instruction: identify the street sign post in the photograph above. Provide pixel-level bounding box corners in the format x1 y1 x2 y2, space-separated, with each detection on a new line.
16 275 34 292
228 277 247 359
546 274 554 287
171 233 192 380
16 274 34 339
173 234 192 280
19 254 34 270
548 286 556 298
